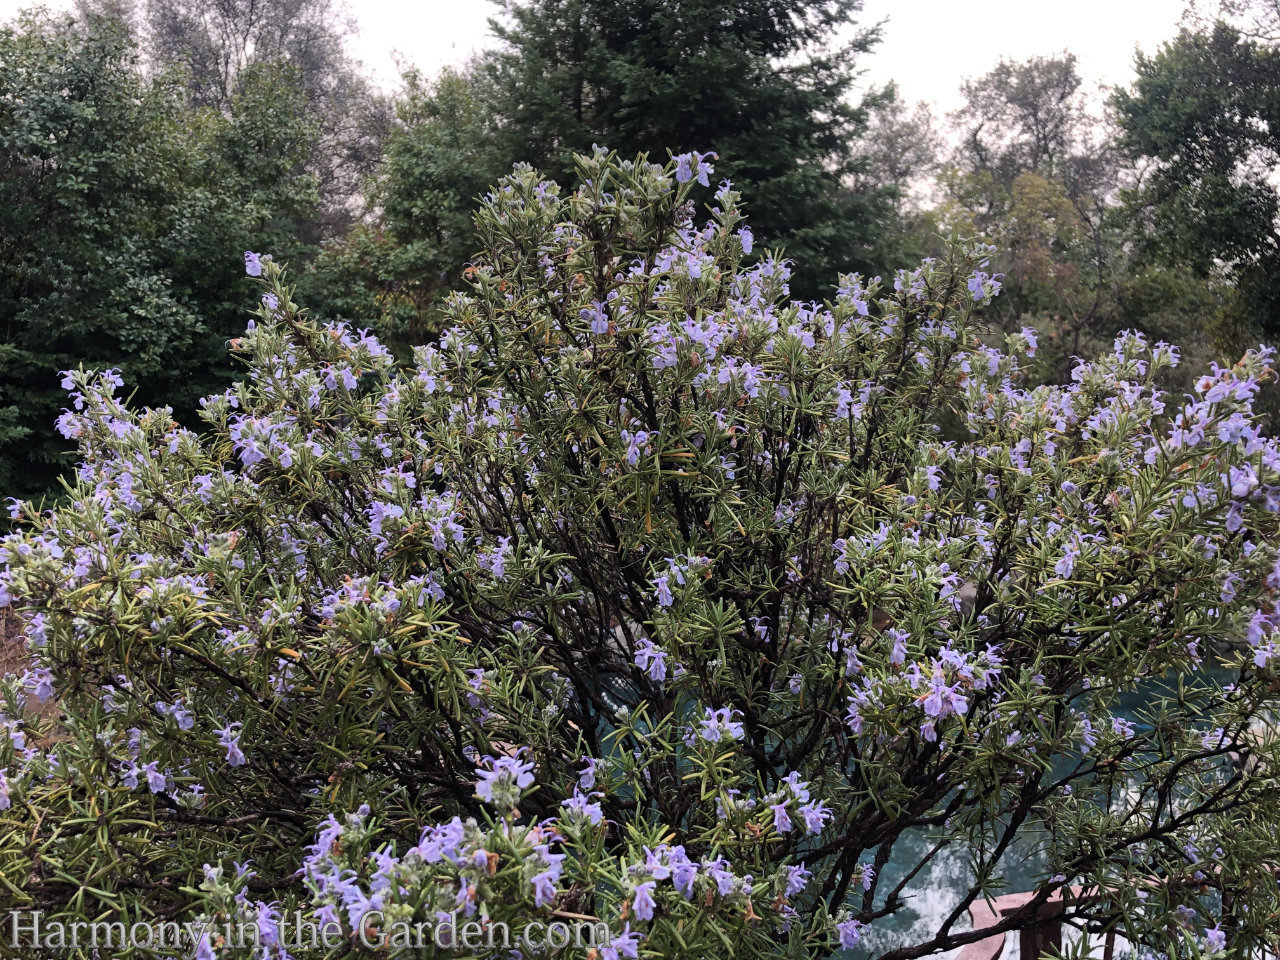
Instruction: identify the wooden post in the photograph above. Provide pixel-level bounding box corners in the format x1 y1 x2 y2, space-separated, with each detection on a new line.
1019 919 1062 960
1015 894 1067 960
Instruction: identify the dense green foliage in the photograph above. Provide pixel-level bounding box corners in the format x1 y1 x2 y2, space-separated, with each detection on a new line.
301 67 507 349
1114 16 1280 351
0 11 319 501
482 0 902 290
313 0 906 339
7 0 1280 502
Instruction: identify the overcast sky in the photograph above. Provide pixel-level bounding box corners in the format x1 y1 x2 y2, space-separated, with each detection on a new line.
3 0 1192 112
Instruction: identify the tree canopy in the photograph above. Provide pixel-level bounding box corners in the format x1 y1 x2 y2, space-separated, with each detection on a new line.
1114 15 1280 352
0 10 319 501
315 0 904 335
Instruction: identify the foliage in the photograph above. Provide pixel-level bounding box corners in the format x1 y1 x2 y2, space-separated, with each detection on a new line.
302 66 508 346
144 0 391 229
320 0 904 325
938 54 1223 388
3 151 1280 959
851 88 939 209
1113 16 1280 353
0 10 320 503
954 54 1089 184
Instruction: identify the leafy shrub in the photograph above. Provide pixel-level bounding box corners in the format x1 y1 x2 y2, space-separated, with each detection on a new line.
2 150 1280 959
0 11 321 502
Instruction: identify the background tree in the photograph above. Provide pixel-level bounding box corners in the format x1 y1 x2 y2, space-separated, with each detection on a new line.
848 85 943 273
325 0 903 312
0 9 319 501
145 0 390 233
938 53 1219 384
1113 12 1280 355
851 87 939 203
301 64 507 349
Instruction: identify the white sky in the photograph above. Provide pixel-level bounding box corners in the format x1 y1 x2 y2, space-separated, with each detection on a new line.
347 0 1193 113
3 0 1192 112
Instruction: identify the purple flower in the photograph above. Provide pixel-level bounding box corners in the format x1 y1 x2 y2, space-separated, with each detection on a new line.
561 789 603 825
632 880 657 921
770 802 793 834
1020 325 1038 355
642 846 671 880
1111 716 1136 738
785 863 811 897
255 901 280 946
845 691 867 735
651 574 673 607
922 668 967 720
217 723 246 767
781 771 810 802
143 761 167 794
156 699 194 731
245 251 264 277
601 924 641 960
1055 537 1081 579
887 627 909 666
698 706 744 742
532 870 559 907
195 930 217 960
861 863 876 891
668 846 698 898
1205 924 1226 952
623 430 654 467
578 756 600 791
837 918 865 949
22 668 54 703
966 270 1002 301
580 301 610 335
484 536 512 579
1079 716 1097 755
798 800 831 834
702 856 736 895
633 637 669 682
474 750 536 806
674 151 715 187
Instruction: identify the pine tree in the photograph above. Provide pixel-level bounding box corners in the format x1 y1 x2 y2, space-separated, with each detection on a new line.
428 0 898 299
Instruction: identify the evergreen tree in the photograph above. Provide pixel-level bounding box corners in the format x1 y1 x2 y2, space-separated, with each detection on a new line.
328 0 902 311
1113 14 1280 352
0 10 319 501
485 0 900 295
